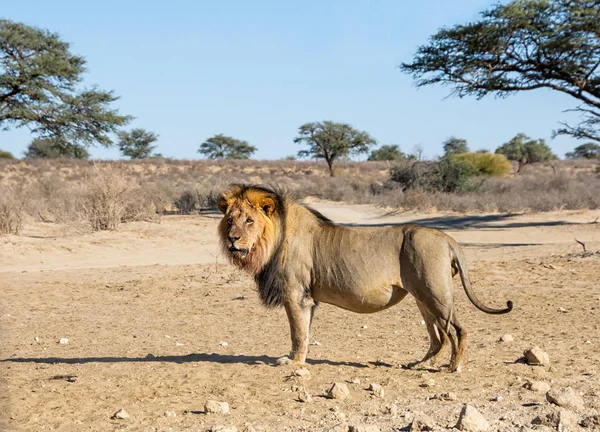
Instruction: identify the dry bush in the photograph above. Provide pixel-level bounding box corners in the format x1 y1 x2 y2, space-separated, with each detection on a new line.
0 188 25 235
454 152 512 176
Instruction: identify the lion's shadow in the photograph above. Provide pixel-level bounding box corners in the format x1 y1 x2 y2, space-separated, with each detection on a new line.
1 352 368 368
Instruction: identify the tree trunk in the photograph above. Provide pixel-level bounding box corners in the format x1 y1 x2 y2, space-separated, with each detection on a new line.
326 158 335 177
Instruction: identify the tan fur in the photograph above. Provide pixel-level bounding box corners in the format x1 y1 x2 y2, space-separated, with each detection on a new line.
218 185 512 372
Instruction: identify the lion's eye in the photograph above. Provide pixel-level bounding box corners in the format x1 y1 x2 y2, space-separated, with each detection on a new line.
245 218 253 225
227 217 233 226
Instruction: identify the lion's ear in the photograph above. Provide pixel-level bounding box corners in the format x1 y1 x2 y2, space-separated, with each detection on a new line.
258 197 276 217
217 196 229 214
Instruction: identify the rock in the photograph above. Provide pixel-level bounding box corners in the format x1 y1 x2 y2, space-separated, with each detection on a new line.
348 425 380 432
499 334 514 343
165 410 176 417
327 382 350 400
433 392 457 401
456 405 490 431
524 380 551 393
546 387 584 411
293 368 311 379
410 412 436 431
368 383 385 398
490 395 503 402
111 409 129 420
385 403 398 417
580 414 600 428
349 377 361 384
219 341 229 347
419 320 425 325
204 400 230 414
557 307 567 313
532 409 579 430
420 378 436 388
242 425 257 432
361 325 368 329
524 346 550 366
297 391 312 402
59 338 69 344
34 337 39 343
310 341 321 346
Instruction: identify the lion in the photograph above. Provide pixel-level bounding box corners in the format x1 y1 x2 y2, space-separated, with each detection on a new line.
217 184 512 372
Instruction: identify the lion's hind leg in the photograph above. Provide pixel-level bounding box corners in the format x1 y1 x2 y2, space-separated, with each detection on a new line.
409 300 449 369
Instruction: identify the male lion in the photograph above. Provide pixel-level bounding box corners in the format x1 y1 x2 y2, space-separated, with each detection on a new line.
217 184 512 372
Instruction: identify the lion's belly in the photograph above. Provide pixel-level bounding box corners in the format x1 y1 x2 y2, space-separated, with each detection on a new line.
312 280 407 313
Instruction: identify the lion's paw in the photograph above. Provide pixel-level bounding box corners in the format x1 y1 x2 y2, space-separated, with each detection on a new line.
275 356 305 366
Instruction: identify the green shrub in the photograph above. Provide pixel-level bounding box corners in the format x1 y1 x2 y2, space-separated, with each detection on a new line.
454 152 512 176
434 157 479 193
0 150 15 159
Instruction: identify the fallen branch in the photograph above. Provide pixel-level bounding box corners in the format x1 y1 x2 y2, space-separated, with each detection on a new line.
575 238 587 253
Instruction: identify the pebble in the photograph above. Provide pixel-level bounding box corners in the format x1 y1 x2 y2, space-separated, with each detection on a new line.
210 426 237 432
433 392 457 401
410 412 436 431
499 334 514 343
204 400 230 414
219 341 229 347
524 380 551 393
490 395 503 402
524 346 550 366
297 391 312 402
293 368 311 379
34 337 39 343
348 425 380 432
546 387 584 411
456 405 490 431
580 414 600 428
165 410 176 417
111 409 129 420
557 307 567 313
310 341 321 346
59 338 69 345
327 382 350 400
368 383 384 398
420 378 436 388
350 377 361 384
361 325 368 329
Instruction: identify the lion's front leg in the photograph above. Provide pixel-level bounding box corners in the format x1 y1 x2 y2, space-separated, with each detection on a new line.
277 296 316 366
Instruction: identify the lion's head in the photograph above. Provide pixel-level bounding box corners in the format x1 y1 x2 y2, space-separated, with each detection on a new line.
217 185 284 273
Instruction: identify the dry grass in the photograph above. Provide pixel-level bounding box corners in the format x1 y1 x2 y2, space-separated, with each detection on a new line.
0 157 598 235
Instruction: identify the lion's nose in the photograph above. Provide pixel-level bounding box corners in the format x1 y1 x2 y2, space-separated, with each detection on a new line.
228 235 240 244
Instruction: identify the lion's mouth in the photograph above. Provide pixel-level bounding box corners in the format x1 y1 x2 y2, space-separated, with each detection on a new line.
228 246 250 257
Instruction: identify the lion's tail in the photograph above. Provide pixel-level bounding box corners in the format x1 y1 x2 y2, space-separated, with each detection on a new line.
449 240 513 315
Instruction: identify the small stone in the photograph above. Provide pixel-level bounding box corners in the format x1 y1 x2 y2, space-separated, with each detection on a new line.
350 377 361 384
204 400 230 414
348 425 380 432
165 410 176 417
546 387 584 411
524 380 551 393
242 425 257 432
433 392 457 401
490 395 503 402
361 325 368 329
297 391 312 402
499 334 514 343
368 383 385 398
410 412 436 431
420 378 436 388
59 338 69 344
111 409 129 420
581 414 600 428
34 337 39 343
219 341 229 347
293 368 311 379
210 426 237 432
456 405 490 431
524 346 550 366
176 342 184 346
327 382 350 400
585 340 591 344
385 403 398 416
532 409 579 430
557 307 567 313
420 320 426 325
310 341 321 346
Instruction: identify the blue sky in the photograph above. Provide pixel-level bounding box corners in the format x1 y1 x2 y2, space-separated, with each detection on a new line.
1 0 582 160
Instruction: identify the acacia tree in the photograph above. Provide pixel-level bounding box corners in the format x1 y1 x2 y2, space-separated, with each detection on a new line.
117 129 159 159
295 121 377 176
400 0 600 142
0 20 131 152
24 137 90 159
495 133 556 173
198 134 256 159
442 137 469 156
565 143 600 159
368 144 407 161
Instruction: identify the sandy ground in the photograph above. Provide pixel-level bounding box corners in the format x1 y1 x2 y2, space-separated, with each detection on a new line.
1 203 600 431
